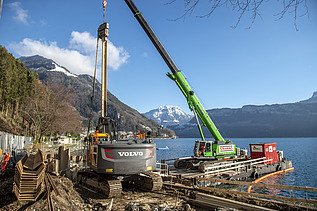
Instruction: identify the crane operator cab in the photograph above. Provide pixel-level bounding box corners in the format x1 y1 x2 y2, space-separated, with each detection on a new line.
87 117 118 168
194 140 237 159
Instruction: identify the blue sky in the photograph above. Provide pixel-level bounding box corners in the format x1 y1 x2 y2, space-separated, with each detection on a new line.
0 0 316 113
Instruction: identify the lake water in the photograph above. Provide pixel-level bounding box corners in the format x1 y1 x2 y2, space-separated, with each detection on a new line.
154 137 317 198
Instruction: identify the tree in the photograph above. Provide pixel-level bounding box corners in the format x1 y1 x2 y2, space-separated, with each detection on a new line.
167 0 309 30
0 46 37 119
0 46 82 137
22 81 82 141
47 84 82 134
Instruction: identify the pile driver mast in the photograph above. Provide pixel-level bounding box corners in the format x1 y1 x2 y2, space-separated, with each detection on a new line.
99 22 109 118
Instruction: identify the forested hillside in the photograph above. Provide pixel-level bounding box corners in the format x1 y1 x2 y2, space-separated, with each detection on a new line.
0 46 82 140
0 46 37 120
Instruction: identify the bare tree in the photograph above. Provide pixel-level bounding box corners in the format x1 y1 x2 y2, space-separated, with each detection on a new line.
21 81 82 142
48 84 82 134
166 0 310 30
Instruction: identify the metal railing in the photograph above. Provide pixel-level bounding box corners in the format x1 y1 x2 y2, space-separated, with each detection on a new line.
156 160 169 176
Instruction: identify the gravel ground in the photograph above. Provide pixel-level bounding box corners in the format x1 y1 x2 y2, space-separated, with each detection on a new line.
0 172 197 211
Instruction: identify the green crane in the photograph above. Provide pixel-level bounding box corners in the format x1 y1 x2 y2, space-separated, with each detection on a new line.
124 0 236 161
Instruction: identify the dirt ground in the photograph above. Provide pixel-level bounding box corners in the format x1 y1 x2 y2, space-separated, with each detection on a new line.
2 169 311 211
0 171 199 211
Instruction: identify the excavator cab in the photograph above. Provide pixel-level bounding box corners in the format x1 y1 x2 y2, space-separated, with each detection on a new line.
95 117 118 141
88 116 118 168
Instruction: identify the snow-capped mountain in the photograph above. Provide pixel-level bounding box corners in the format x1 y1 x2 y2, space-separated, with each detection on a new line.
18 55 175 137
47 62 77 77
144 105 193 127
20 55 77 77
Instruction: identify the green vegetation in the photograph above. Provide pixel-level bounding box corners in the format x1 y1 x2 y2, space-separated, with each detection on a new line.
0 46 37 119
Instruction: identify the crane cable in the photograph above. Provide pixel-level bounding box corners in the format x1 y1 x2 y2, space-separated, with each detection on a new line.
86 38 100 136
102 0 107 23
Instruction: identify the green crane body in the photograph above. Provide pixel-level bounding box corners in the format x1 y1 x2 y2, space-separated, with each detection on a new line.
125 0 236 158
167 72 224 142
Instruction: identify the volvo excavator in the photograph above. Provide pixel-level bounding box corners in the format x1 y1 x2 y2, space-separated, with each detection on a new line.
77 1 163 198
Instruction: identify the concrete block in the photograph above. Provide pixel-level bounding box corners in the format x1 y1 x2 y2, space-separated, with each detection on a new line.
58 146 70 173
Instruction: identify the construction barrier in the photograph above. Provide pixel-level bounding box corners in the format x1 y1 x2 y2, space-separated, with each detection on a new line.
0 131 33 153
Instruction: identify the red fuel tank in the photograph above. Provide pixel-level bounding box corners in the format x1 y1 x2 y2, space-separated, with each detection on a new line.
249 143 279 164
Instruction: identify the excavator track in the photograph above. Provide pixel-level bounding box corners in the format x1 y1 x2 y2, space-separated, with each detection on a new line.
134 172 163 191
102 179 122 198
77 171 122 198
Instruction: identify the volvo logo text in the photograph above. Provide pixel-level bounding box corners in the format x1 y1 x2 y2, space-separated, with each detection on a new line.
118 151 144 157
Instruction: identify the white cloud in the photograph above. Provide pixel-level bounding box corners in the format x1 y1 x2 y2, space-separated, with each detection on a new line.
10 31 130 75
69 31 96 54
108 43 130 70
8 2 29 24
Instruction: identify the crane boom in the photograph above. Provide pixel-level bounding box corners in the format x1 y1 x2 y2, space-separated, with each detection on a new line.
124 0 225 142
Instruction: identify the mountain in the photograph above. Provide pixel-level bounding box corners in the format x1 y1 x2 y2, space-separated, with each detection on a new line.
143 105 192 127
19 55 174 137
300 91 317 104
19 55 77 77
168 93 317 138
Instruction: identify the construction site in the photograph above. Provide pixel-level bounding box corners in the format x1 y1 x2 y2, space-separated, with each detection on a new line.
0 0 317 210
0 140 316 211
